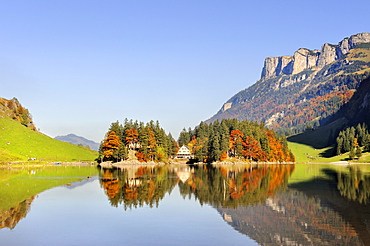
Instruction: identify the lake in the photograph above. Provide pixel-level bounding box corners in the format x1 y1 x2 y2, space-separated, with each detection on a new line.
1 163 370 245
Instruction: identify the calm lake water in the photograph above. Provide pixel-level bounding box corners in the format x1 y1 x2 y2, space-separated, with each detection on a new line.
1 163 370 245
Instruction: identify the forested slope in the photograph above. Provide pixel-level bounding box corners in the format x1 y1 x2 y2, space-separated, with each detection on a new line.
207 33 370 136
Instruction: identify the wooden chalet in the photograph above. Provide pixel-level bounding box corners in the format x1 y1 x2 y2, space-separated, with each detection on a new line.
175 145 193 159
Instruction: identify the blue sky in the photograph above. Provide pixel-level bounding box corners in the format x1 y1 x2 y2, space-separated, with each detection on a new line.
1 0 369 142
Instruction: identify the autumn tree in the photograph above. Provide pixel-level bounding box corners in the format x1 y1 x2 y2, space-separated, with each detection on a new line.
101 131 123 161
125 128 139 149
229 130 244 158
242 136 267 162
101 119 179 163
178 118 294 163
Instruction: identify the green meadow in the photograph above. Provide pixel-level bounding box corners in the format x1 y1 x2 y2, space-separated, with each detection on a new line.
0 116 97 162
287 117 370 163
288 141 370 163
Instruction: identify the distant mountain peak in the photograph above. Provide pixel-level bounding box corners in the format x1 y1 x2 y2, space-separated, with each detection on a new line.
207 32 370 136
55 134 100 151
261 32 370 80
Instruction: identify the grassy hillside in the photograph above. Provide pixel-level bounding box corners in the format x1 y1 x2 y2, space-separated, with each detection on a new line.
288 140 370 163
0 97 36 131
0 116 97 162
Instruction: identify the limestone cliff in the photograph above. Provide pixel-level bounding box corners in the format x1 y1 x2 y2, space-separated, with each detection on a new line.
261 33 370 80
207 32 370 135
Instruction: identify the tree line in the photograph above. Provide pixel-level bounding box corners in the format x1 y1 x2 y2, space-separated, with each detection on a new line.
336 123 370 159
178 119 295 163
99 119 178 162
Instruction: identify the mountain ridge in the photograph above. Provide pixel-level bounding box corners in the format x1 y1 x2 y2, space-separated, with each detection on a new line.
206 32 370 135
55 134 100 151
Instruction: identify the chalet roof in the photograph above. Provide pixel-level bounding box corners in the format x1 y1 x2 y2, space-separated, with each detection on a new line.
177 145 191 155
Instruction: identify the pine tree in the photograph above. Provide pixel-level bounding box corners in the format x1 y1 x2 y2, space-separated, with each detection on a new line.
208 128 221 163
336 134 344 155
349 148 356 160
178 128 191 147
356 147 362 159
219 121 230 158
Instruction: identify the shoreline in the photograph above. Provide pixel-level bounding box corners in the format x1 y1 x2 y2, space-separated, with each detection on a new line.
0 161 97 168
2 160 370 169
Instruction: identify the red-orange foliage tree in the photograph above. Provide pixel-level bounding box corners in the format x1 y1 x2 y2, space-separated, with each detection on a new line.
229 130 243 158
147 127 157 161
242 136 268 162
267 131 286 162
125 128 139 149
102 131 122 161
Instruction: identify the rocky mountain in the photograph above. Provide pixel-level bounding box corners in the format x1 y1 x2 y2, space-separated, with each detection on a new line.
55 134 100 151
207 33 370 135
0 97 36 131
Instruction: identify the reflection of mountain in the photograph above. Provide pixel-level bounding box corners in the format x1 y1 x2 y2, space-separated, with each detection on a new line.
216 166 370 246
0 196 35 230
98 164 370 245
62 176 97 190
0 166 98 231
289 167 370 246
217 190 363 246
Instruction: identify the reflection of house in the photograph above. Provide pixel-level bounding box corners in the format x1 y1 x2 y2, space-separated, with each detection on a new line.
127 178 142 187
176 145 193 159
223 212 233 223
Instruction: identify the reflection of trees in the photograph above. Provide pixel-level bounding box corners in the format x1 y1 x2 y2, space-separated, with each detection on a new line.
289 166 370 246
178 164 294 208
337 166 370 204
0 196 35 229
99 164 294 209
99 165 178 210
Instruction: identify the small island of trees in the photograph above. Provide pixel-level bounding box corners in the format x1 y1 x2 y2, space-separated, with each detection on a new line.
98 119 178 163
98 118 295 164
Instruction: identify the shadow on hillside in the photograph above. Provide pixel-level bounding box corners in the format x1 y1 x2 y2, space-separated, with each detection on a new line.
287 131 330 149
287 118 347 150
318 146 335 158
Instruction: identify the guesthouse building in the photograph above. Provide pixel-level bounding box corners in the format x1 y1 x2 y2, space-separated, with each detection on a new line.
176 145 193 159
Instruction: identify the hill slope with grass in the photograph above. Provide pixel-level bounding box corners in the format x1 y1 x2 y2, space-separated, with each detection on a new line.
0 97 36 131
0 116 97 162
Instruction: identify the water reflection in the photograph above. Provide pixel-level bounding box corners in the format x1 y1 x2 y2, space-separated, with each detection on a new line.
99 164 294 209
0 166 98 231
288 166 370 245
2 164 370 245
178 164 294 208
99 163 370 245
217 190 363 246
337 166 370 204
99 165 178 209
0 197 34 229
